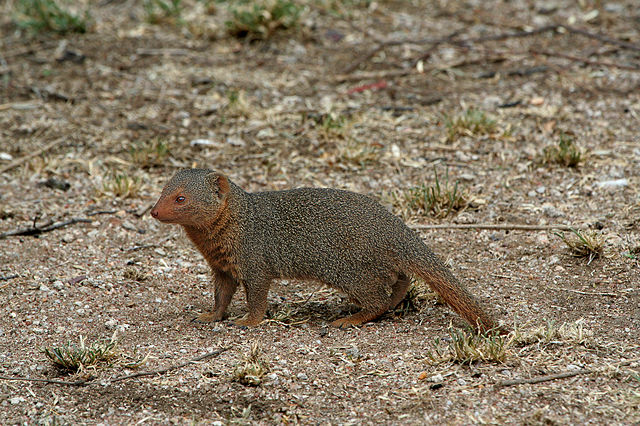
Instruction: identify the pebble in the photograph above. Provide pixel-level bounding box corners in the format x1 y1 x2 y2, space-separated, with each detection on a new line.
52 280 65 290
596 178 628 188
296 373 308 381
457 378 467 386
105 319 118 329
227 136 246 147
430 374 444 383
10 397 25 405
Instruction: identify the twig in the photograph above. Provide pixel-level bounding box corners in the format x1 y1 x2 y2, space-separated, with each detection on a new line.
109 347 230 382
0 274 19 281
496 369 592 387
411 224 574 231
562 25 640 52
85 209 119 216
548 287 618 297
0 137 67 174
0 347 230 386
496 358 640 387
0 218 92 240
531 49 640 71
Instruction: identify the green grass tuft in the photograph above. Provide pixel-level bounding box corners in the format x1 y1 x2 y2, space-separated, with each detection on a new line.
445 108 497 141
392 167 473 219
542 133 585 167
143 0 183 25
225 0 302 40
13 0 90 34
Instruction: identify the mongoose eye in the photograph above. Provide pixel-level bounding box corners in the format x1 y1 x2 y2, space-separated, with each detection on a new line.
175 196 185 203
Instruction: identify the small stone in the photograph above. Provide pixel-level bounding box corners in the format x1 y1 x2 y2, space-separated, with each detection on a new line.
430 374 444 383
10 397 25 405
105 319 118 329
52 280 64 290
0 152 13 161
190 139 221 148
296 372 308 380
457 378 467 386
39 284 50 292
227 136 246 147
596 178 628 188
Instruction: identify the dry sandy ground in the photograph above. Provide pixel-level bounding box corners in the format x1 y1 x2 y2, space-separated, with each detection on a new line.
1 0 639 423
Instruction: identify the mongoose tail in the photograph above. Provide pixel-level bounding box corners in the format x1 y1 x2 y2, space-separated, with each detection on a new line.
410 258 501 334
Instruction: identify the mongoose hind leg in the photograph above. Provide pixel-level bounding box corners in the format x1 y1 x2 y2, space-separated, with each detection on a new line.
235 280 270 326
330 307 388 328
388 273 411 310
195 271 239 322
330 280 390 328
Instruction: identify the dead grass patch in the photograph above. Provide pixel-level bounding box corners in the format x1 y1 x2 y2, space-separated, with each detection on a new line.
43 332 147 373
233 343 270 386
554 228 605 264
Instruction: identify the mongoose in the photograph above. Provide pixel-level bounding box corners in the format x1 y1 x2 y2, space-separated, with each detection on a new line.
150 169 500 332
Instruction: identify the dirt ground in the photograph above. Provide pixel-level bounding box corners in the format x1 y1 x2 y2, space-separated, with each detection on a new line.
1 0 639 424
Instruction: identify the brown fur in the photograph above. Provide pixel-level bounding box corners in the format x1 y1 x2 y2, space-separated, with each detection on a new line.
151 169 502 332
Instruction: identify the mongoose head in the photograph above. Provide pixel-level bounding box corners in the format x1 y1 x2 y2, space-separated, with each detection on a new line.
150 169 230 228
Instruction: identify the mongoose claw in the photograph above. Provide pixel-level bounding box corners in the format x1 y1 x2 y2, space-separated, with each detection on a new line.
192 311 223 323
234 316 262 327
329 317 360 328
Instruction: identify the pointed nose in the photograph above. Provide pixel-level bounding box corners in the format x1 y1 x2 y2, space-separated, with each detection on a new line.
150 209 159 218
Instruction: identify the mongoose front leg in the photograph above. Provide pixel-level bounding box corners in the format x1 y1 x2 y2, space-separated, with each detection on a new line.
234 280 270 326
197 271 239 322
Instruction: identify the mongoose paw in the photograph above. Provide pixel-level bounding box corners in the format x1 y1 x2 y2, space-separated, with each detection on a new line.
192 311 223 323
330 317 361 328
234 316 262 327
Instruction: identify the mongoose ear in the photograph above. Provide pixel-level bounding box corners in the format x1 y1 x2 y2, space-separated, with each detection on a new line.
206 172 230 199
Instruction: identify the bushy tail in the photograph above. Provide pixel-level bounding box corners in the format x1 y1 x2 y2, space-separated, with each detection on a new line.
410 256 501 334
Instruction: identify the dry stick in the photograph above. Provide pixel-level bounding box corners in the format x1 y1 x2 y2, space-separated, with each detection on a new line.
548 287 618 297
496 358 640 388
0 218 92 240
411 224 573 231
0 137 66 175
109 347 230 383
0 347 230 387
562 25 640 52
531 49 640 71
0 274 18 281
496 369 592 387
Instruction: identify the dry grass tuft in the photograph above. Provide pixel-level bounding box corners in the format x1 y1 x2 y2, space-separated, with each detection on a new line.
427 327 510 365
512 319 593 347
394 280 435 316
266 305 310 325
42 332 147 373
99 173 143 199
233 343 270 386
554 228 605 264
129 139 170 169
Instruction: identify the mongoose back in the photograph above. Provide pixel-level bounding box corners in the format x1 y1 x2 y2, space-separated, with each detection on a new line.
151 169 499 332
